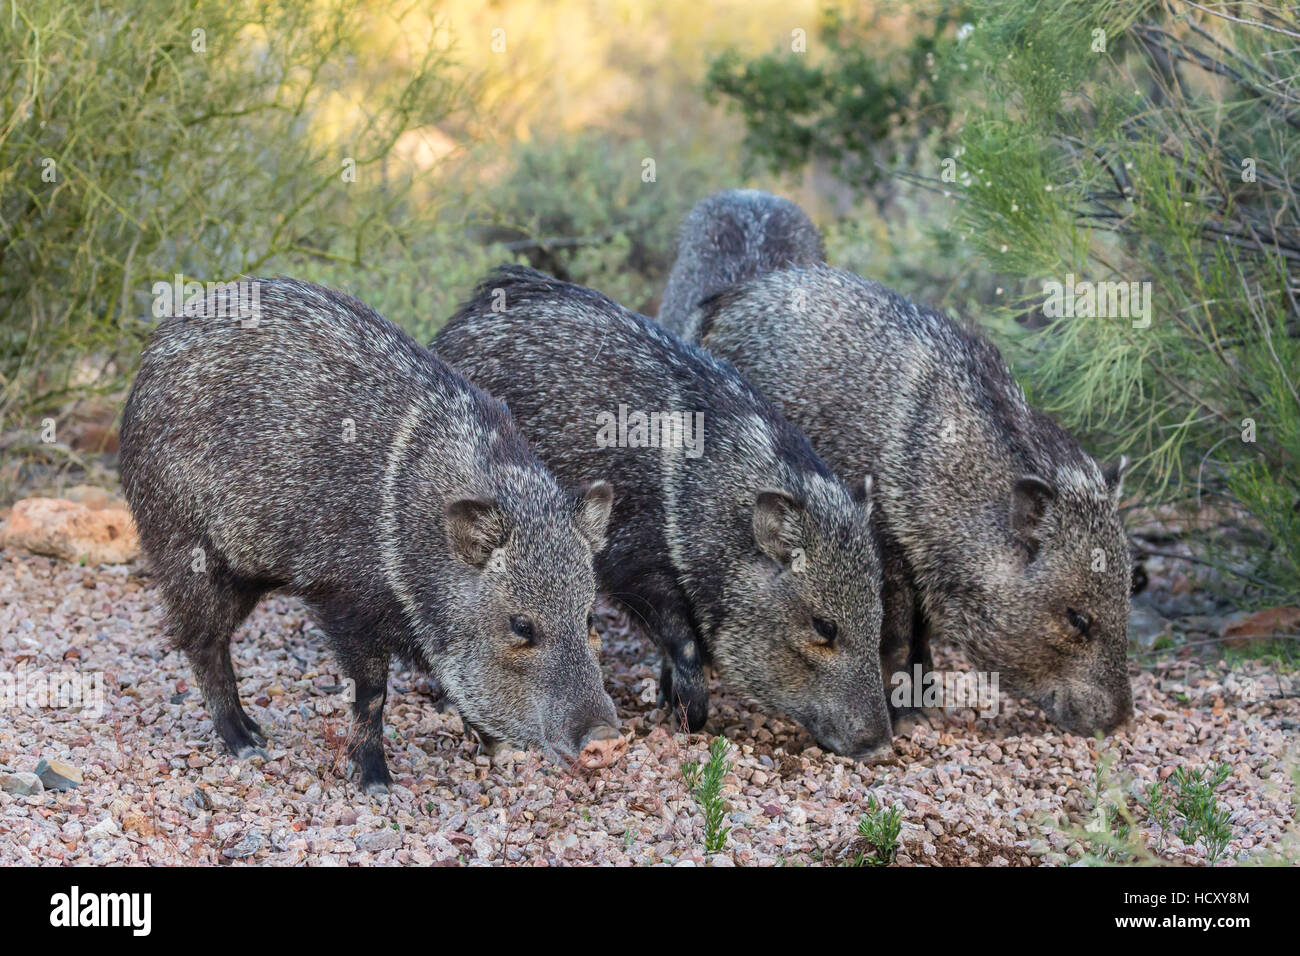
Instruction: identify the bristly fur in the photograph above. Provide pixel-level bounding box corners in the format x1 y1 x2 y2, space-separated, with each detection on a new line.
119 277 618 793
659 189 825 342
689 235 1133 734
435 265 892 757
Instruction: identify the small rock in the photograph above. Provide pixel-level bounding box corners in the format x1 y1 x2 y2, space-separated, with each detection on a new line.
1221 606 1300 649
1128 603 1170 648
121 810 156 837
0 772 44 796
222 830 264 859
36 758 83 791
86 818 119 841
356 829 401 852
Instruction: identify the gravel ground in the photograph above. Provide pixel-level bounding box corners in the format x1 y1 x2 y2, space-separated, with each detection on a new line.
1 547 1296 866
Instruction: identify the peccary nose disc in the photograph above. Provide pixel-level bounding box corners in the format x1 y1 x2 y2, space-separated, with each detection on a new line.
576 725 627 770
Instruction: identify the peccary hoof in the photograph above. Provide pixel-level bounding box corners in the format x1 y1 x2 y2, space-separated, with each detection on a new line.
219 711 268 760
661 692 708 734
350 757 393 795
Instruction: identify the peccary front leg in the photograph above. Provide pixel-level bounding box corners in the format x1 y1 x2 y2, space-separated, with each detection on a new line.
892 605 934 734
640 577 710 733
657 620 709 734
318 609 393 795
344 650 393 795
877 528 933 734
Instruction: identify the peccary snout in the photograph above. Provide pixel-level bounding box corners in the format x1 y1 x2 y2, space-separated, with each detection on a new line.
575 723 627 769
799 690 894 763
1042 680 1134 736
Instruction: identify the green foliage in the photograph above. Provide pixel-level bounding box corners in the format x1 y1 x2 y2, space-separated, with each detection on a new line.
1169 764 1235 864
681 735 733 854
948 0 1300 605
1077 754 1237 865
705 5 968 192
1141 780 1174 852
0 0 462 425
853 795 903 866
475 133 738 315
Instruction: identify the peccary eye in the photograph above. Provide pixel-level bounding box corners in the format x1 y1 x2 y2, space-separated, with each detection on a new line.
509 615 536 646
587 612 595 630
1066 609 1092 638
812 617 838 646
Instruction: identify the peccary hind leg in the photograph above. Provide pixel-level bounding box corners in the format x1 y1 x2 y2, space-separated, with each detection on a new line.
167 575 268 760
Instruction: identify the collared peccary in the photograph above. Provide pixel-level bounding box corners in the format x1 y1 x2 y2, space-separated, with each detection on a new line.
434 266 892 759
677 195 1133 733
119 277 623 794
659 189 825 342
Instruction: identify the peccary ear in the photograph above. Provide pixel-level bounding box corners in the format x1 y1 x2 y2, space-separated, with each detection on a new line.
445 497 510 568
1102 455 1129 500
574 480 614 553
753 489 803 565
1010 475 1055 551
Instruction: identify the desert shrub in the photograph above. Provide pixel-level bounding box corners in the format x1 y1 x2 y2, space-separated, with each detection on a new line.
471 132 743 315
705 4 970 203
0 0 462 425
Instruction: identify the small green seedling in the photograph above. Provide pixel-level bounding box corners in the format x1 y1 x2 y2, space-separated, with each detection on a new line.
854 795 903 865
681 736 733 853
1169 763 1234 864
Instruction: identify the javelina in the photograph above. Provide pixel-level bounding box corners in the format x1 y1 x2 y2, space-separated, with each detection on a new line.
120 277 622 793
659 189 825 342
684 231 1132 734
434 266 892 759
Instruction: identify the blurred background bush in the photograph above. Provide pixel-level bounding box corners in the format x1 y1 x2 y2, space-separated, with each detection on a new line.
2 0 1296 606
